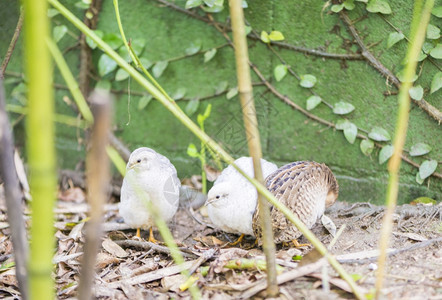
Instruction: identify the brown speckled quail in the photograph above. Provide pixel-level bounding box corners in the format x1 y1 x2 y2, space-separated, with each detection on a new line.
252 161 339 246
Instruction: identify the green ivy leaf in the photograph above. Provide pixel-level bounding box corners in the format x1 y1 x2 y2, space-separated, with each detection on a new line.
387 32 404 49
185 0 202 9
102 33 123 50
274 64 288 82
366 0 392 14
344 122 357 144
411 196 436 205
203 0 216 6
53 25 68 43
226 87 238 99
409 85 423 101
86 30 103 49
152 61 168 78
74 1 89 9
118 47 131 62
419 160 437 180
98 54 118 77
172 88 186 100
115 68 129 81
138 95 152 110
216 81 229 94
300 74 317 88
333 101 355 115
432 6 442 17
185 99 200 116
306 96 322 111
430 72 442 94
379 145 394 164
426 24 441 40
344 0 355 10
130 38 146 56
396 69 418 83
331 4 344 12
187 143 200 158
245 26 252 35
260 31 270 43
139 57 153 70
429 44 442 59
203 103 212 119
95 80 111 91
202 3 224 13
268 31 285 41
369 126 391 141
409 143 431 156
204 48 217 63
185 40 202 55
48 8 60 18
335 119 350 130
360 139 374 156
415 172 424 184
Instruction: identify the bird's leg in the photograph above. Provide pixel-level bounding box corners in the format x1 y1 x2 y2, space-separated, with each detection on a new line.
227 234 245 247
136 228 141 238
148 227 159 244
292 239 310 248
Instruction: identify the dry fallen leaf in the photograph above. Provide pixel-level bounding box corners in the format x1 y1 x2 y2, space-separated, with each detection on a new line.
392 231 428 242
321 214 336 236
102 238 128 258
204 164 221 182
96 252 120 269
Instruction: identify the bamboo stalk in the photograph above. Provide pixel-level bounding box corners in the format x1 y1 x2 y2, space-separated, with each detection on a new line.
228 0 278 296
375 0 434 298
78 91 111 300
48 2 364 297
23 0 56 298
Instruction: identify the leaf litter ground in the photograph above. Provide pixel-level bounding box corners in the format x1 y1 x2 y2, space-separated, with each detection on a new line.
0 182 441 299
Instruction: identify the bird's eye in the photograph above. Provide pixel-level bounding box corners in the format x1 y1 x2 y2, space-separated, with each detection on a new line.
216 195 220 199
137 159 141 163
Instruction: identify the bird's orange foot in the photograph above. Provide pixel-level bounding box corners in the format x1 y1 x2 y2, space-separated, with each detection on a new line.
227 234 245 247
292 239 310 248
148 227 160 244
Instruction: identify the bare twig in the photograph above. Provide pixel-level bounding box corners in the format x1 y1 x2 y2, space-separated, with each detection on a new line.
106 259 197 288
240 258 326 299
339 11 442 124
78 0 103 97
249 62 442 179
114 239 198 259
153 0 363 60
0 78 29 299
338 236 442 264
0 9 24 79
78 90 111 300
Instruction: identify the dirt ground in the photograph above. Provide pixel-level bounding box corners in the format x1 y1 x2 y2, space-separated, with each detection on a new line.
0 183 441 299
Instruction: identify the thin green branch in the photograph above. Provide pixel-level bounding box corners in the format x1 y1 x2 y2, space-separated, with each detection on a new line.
46 37 94 124
48 1 364 298
6 104 88 128
375 0 434 298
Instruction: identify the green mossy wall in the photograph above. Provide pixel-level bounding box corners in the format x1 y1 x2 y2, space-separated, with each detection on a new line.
1 0 441 204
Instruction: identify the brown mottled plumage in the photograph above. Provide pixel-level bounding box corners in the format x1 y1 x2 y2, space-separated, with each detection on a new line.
252 161 339 245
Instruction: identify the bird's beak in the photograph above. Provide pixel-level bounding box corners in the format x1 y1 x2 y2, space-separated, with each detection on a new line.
127 161 139 170
205 197 216 206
